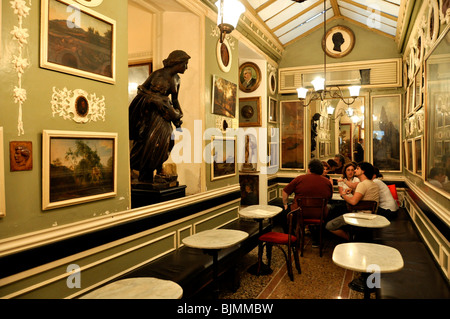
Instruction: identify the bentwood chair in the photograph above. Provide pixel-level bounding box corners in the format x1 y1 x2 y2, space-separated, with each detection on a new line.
298 197 328 257
257 208 301 281
345 200 378 214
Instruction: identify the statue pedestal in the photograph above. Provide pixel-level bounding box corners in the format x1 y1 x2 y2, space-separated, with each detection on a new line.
131 183 186 208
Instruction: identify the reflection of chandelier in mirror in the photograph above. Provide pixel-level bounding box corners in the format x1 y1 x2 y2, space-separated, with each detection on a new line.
215 0 245 43
296 0 360 107
325 100 364 124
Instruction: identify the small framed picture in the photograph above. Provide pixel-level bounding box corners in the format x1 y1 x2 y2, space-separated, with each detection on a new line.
239 97 262 127
268 97 277 123
322 26 355 58
210 135 236 181
268 71 277 95
42 130 117 210
212 75 237 118
414 136 423 178
239 62 261 93
40 0 116 84
10 141 33 171
216 39 232 73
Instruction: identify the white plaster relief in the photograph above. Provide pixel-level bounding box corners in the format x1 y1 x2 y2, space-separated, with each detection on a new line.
10 0 31 136
51 87 106 123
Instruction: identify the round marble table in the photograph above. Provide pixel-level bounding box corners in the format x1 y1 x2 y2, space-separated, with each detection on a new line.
343 213 390 228
332 243 404 299
80 277 183 299
182 229 248 298
239 205 283 275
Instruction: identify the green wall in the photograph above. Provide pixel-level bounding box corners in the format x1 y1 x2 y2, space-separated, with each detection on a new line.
0 1 129 239
204 17 240 190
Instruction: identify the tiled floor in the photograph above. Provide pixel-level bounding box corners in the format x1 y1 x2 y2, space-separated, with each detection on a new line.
219 233 370 299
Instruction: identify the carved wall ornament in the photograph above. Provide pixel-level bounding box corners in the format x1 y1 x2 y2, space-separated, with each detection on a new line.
426 0 440 48
51 87 106 123
10 0 31 136
210 25 235 49
75 0 103 7
439 0 450 24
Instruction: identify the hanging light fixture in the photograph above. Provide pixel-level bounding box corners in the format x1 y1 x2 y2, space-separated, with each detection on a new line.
296 0 360 107
215 0 245 43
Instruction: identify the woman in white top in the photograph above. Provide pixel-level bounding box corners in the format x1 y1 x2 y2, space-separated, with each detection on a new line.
372 168 398 220
337 162 360 196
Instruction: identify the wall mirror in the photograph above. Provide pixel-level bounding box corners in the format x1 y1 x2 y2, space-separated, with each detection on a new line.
309 97 365 168
425 24 450 194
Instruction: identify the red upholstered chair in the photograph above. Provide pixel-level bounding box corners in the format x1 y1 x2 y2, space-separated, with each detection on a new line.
298 197 328 257
257 208 301 281
387 184 401 207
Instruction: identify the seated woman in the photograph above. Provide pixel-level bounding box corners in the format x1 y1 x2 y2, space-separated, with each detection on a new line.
337 162 360 196
372 167 398 220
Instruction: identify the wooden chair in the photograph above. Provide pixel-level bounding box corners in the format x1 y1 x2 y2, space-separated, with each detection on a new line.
257 208 302 281
298 197 328 257
345 200 378 214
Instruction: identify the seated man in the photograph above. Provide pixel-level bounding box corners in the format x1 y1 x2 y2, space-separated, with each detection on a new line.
280 159 333 245
333 154 345 175
325 162 379 240
372 167 398 220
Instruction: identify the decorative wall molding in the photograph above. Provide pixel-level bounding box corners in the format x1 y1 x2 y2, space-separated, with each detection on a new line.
10 0 31 136
51 87 106 123
75 0 103 7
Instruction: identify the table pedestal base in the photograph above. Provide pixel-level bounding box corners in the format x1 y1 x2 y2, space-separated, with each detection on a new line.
247 262 273 276
348 273 375 299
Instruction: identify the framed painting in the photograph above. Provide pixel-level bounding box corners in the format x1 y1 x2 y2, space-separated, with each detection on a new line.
0 127 5 217
414 136 424 178
40 0 116 84
268 141 279 169
414 67 422 111
210 136 236 181
239 175 259 206
212 75 237 118
216 39 232 73
280 100 305 170
239 62 261 93
407 139 413 172
406 80 414 116
268 97 277 123
322 26 355 58
42 130 117 210
239 97 261 127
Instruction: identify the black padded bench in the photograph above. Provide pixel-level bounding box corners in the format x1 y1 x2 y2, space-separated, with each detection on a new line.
115 218 271 299
373 208 450 299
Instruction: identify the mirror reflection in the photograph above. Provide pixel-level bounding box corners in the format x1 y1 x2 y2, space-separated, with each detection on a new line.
310 97 365 169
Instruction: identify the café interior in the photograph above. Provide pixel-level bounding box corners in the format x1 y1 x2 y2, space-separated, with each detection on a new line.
0 0 449 300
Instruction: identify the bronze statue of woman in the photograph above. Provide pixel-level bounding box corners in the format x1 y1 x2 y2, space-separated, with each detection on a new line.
129 50 190 183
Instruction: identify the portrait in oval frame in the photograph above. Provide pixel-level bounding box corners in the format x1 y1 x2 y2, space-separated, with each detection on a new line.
322 26 355 58
239 62 261 93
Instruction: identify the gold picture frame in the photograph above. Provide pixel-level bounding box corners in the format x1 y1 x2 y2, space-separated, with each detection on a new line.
0 127 5 217
239 62 261 93
322 26 355 58
210 136 237 181
42 130 117 210
239 97 262 127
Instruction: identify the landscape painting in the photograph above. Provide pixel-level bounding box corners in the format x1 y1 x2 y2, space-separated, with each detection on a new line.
40 0 116 83
42 130 117 210
212 75 237 118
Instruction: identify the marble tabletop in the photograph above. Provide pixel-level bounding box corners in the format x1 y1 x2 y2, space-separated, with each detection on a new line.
332 242 404 273
80 277 183 299
239 205 282 219
343 213 390 228
182 229 249 250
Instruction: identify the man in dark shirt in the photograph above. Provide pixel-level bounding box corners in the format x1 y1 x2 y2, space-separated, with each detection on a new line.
281 159 333 245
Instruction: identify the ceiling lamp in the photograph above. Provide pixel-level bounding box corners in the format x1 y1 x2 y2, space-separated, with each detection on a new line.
296 1 360 107
215 0 245 43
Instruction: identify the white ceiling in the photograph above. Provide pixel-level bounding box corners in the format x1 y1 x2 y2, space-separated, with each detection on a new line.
244 0 401 46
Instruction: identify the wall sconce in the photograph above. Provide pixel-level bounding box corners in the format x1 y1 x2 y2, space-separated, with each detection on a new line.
215 0 245 43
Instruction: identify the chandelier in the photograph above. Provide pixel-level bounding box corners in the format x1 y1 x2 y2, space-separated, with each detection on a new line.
296 0 360 107
215 0 245 43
